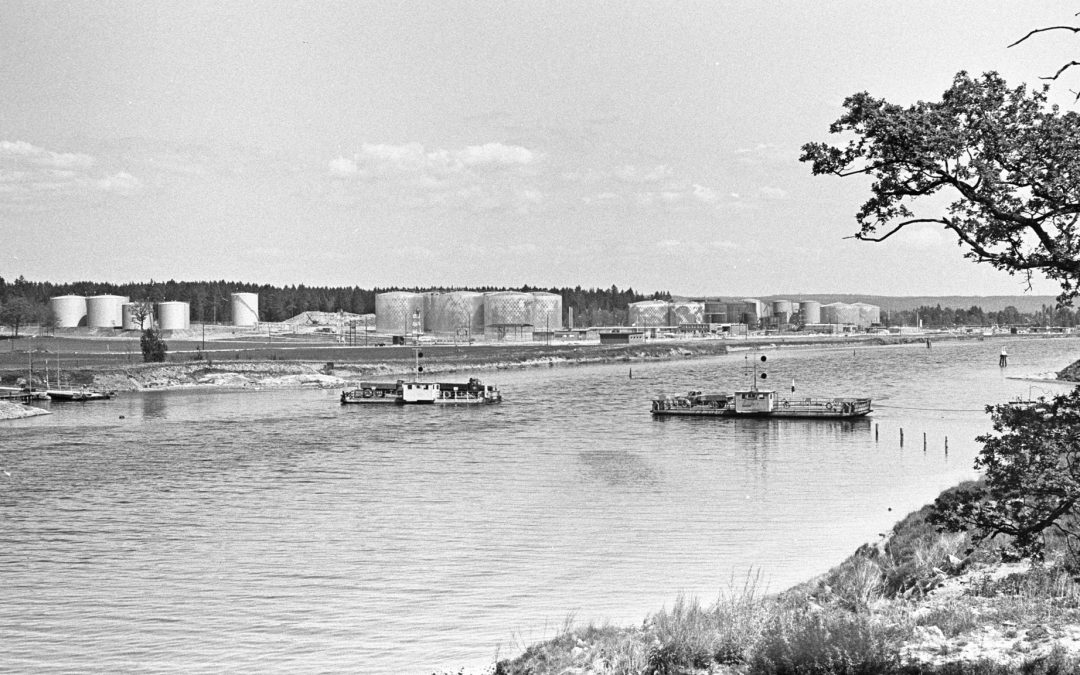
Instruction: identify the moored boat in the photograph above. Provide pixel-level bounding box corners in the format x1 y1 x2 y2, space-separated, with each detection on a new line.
651 354 871 419
44 388 116 402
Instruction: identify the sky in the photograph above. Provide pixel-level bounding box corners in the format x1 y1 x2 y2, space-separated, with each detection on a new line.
2 1 1079 297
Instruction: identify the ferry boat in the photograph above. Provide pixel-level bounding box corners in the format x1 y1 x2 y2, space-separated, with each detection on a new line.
340 378 502 405
340 347 502 405
651 355 871 419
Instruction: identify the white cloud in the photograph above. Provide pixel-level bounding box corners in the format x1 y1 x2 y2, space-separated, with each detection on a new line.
0 140 94 169
97 172 142 195
692 184 720 204
459 142 535 167
0 140 140 208
352 141 537 179
328 156 358 177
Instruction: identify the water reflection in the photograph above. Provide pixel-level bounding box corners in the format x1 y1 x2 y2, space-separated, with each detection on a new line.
141 392 168 419
578 450 661 488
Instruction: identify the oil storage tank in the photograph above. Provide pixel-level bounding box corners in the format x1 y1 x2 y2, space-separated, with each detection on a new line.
428 291 484 335
628 300 670 327
772 300 792 324
86 295 126 328
421 292 442 332
529 292 563 331
231 292 259 327
50 295 87 328
821 302 860 325
852 302 881 328
157 301 190 330
800 300 821 324
121 302 153 330
484 291 532 326
669 301 704 326
376 291 424 334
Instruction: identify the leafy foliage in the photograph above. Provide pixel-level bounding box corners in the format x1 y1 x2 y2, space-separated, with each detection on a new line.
801 71 1080 304
929 389 1080 562
0 296 45 336
140 328 168 362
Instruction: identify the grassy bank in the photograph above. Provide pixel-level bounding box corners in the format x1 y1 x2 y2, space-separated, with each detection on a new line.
492 489 1080 675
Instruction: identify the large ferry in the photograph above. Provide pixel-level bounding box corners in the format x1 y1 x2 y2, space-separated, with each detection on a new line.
651 355 871 419
340 347 502 405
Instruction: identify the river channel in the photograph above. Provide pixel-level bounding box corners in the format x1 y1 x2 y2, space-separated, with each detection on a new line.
2 336 1079 674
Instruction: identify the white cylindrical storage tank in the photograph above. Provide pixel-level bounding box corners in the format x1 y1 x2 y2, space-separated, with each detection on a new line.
50 295 86 328
86 295 125 328
670 301 704 326
800 300 821 324
376 291 424 334
157 301 190 330
429 291 485 335
121 303 153 330
483 291 532 326
529 292 563 331
853 302 881 328
231 292 259 327
628 300 671 327
421 292 442 332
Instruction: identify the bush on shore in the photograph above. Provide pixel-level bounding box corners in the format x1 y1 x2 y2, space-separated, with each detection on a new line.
494 487 1080 675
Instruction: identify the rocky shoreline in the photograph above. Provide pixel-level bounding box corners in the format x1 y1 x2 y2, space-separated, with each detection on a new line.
0 400 50 420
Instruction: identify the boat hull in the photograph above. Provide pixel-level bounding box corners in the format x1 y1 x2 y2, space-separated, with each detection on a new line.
46 389 115 402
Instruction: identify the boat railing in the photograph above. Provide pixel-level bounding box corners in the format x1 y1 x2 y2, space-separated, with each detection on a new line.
776 396 871 414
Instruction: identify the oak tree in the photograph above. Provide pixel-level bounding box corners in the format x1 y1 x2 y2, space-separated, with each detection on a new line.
801 71 1080 304
929 390 1080 563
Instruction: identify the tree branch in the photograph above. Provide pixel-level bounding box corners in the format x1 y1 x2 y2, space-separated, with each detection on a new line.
1008 25 1080 49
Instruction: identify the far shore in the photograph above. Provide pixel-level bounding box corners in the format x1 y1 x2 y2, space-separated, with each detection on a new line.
1 331 1073 419
1 329 1015 390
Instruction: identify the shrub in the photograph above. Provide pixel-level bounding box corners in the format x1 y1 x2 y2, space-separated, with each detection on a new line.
748 606 900 675
140 328 168 362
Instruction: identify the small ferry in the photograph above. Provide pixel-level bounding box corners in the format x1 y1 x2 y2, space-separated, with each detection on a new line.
651 355 871 419
340 378 502 405
340 347 502 406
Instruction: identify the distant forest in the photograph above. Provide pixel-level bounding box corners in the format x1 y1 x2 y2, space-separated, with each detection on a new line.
0 276 669 327
2 275 1080 330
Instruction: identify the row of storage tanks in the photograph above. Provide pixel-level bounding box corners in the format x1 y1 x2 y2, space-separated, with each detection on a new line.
375 291 563 335
628 299 881 329
50 293 261 330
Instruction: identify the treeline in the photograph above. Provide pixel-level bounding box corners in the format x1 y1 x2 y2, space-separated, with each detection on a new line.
0 276 668 326
887 304 1080 328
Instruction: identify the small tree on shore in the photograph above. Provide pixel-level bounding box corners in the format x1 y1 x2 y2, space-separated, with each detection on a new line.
140 328 167 363
929 389 1080 564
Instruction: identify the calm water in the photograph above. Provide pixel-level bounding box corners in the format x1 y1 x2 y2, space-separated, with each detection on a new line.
2 337 1078 674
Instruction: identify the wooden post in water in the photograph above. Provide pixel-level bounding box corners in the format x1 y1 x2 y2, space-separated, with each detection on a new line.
875 423 879 442
923 432 927 452
900 428 904 447
945 437 949 455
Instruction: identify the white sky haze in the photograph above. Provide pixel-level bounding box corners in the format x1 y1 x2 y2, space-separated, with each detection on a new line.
2 1 1077 297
